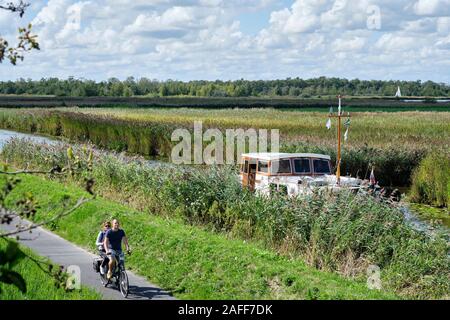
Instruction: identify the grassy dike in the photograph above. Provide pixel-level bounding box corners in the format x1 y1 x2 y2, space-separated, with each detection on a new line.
0 239 101 300
3 174 398 300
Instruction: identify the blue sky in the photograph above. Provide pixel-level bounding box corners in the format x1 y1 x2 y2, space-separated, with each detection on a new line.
237 0 293 35
0 0 449 83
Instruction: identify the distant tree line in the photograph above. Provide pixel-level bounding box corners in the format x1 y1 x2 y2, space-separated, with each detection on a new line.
0 77 449 97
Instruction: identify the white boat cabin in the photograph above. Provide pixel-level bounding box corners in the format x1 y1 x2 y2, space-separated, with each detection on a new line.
239 152 362 196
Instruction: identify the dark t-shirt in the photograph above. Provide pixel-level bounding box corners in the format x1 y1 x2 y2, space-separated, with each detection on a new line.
106 229 126 251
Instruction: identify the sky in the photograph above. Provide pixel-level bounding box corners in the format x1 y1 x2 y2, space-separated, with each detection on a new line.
0 0 449 83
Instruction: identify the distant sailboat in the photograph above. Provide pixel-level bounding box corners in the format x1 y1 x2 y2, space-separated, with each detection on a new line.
395 86 401 97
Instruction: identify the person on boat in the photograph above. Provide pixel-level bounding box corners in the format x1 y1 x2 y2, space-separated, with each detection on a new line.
95 221 111 274
104 218 131 280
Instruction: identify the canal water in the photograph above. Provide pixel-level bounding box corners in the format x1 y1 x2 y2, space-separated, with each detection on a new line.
0 129 58 150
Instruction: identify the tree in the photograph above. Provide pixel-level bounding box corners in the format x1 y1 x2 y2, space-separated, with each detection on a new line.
123 86 133 97
0 147 95 294
0 1 40 65
0 3 90 295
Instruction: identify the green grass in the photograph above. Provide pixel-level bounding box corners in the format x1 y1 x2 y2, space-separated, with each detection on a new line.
0 239 101 300
3 174 399 300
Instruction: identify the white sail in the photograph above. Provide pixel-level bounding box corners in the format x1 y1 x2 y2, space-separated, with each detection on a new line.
338 96 342 114
395 86 401 97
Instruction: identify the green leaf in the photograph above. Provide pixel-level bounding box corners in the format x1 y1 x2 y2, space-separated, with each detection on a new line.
0 269 27 293
0 249 5 266
5 241 25 265
9 247 25 268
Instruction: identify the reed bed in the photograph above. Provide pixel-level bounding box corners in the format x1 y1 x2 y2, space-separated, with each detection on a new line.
0 107 448 186
69 108 450 150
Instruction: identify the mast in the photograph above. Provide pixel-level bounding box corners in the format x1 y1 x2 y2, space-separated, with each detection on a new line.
328 95 349 186
336 95 342 185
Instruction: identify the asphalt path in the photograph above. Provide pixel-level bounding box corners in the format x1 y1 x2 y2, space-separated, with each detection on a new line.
1 217 175 300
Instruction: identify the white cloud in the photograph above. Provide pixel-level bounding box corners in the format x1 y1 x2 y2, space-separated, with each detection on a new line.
1 0 449 83
413 0 450 16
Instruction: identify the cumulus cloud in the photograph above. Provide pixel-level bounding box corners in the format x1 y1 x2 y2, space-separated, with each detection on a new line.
1 0 449 83
413 0 450 16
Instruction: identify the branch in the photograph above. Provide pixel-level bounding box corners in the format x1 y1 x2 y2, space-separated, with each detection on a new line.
22 247 53 273
0 197 91 238
0 166 64 175
0 1 30 17
0 169 54 175
0 207 18 224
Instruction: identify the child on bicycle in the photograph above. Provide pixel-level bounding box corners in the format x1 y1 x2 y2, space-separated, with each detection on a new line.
95 221 111 274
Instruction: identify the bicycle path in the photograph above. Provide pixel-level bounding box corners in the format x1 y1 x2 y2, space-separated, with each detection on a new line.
1 217 176 300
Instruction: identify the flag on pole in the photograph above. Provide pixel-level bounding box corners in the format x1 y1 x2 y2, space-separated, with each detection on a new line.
326 118 331 130
344 114 350 141
338 95 342 115
369 168 376 186
344 117 351 127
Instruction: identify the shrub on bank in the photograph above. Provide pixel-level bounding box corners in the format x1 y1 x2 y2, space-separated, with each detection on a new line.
410 151 450 207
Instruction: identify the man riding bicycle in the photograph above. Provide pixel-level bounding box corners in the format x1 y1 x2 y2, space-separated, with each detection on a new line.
104 218 130 280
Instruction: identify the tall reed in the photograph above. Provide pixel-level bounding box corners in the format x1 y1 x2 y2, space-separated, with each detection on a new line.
0 108 441 186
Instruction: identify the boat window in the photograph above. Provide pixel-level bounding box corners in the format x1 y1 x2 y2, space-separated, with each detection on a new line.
293 158 311 173
313 159 331 174
258 161 269 173
271 159 291 174
249 163 257 173
243 160 249 173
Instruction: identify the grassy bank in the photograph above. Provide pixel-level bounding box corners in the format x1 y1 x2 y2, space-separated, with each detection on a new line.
0 239 101 300
2 107 448 185
2 174 398 300
2 139 448 299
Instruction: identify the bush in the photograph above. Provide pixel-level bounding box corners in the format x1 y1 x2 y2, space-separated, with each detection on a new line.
410 151 450 207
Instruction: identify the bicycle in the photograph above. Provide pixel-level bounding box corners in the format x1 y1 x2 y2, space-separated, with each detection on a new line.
99 251 130 298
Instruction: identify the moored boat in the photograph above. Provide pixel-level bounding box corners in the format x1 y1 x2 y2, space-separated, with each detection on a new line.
239 152 364 196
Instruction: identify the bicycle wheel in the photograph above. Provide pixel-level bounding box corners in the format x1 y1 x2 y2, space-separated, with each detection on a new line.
119 270 129 298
